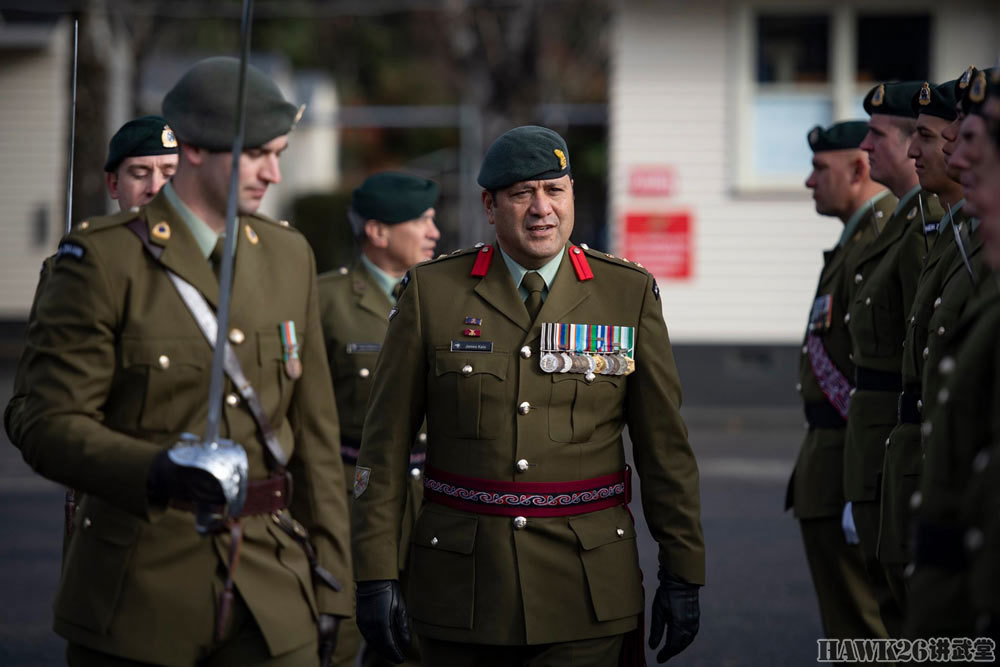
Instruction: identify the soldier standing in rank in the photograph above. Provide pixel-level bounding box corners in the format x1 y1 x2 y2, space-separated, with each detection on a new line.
842 80 944 637
908 67 999 639
786 121 892 641
876 77 968 617
351 125 705 666
5 57 352 666
317 171 441 667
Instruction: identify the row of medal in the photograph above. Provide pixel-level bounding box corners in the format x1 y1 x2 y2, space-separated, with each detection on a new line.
538 322 637 376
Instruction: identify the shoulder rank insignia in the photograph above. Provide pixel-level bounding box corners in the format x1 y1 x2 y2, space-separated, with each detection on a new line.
568 245 594 281
470 244 494 277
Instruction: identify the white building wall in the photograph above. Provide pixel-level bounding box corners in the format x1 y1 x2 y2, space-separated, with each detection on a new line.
611 0 1000 344
0 20 70 318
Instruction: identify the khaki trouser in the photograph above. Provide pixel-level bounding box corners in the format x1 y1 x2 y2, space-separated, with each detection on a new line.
419 634 624 667
853 499 903 637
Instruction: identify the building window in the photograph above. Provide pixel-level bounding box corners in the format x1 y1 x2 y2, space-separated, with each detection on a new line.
735 6 931 190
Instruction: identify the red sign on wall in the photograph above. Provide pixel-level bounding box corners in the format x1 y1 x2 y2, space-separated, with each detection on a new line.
628 166 676 197
622 212 693 279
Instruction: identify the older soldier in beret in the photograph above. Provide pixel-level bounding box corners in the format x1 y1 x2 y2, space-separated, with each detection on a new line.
841 81 944 637
105 115 179 211
5 57 351 666
351 125 704 666
318 171 440 667
787 121 890 641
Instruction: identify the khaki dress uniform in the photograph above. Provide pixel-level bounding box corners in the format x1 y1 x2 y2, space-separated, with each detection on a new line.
843 186 944 636
907 225 988 637
878 205 969 605
6 191 353 665
318 258 424 667
787 192 894 639
351 243 704 654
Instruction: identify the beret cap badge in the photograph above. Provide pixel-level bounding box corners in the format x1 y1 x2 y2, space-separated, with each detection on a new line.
871 84 885 107
970 71 987 103
161 125 177 148
918 82 932 106
958 65 975 89
554 148 567 169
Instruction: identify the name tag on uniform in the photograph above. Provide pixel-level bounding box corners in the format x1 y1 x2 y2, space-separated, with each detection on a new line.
809 294 833 333
450 340 494 353
346 342 382 354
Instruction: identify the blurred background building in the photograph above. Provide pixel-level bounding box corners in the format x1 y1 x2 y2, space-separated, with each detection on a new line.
0 0 997 399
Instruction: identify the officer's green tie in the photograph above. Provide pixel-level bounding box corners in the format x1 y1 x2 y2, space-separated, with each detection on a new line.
210 236 225 280
522 271 545 320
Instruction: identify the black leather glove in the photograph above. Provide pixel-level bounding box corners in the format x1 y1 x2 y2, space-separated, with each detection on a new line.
317 614 340 667
356 579 410 665
147 448 227 506
648 568 701 663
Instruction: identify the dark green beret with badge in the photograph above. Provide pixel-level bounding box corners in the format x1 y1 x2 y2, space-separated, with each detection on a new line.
863 81 923 118
162 56 302 150
807 121 869 153
959 67 998 116
352 172 440 224
477 125 571 190
103 116 178 172
911 80 958 121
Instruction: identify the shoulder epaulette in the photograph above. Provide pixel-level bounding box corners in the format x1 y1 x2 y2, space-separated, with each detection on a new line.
319 265 351 282
247 211 295 231
422 244 482 266
581 246 650 276
72 207 144 234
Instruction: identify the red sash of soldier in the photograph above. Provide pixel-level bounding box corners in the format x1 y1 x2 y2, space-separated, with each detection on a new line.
806 334 852 419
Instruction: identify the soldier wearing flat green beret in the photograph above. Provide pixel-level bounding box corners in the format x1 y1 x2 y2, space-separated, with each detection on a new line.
105 115 179 212
787 121 891 641
351 125 705 667
5 57 351 666
842 81 945 637
874 78 969 618
907 67 999 639
317 171 440 667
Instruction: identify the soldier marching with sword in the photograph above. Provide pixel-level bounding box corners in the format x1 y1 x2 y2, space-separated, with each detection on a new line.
4 2 352 663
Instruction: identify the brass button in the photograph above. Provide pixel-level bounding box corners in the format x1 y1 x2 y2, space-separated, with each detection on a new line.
616 528 625 537
844 313 851 324
938 388 950 405
226 393 240 407
937 326 945 335
83 517 92 529
801 345 808 354
865 297 872 306
461 364 473 377
921 422 933 437
966 529 984 552
430 536 439 546
158 354 170 369
410 467 422 480
516 459 529 472
520 346 532 359
417 433 427 444
973 450 990 473
229 328 245 345
904 563 916 578
795 383 802 392
849 388 857 397
910 491 922 509
585 372 596 383
279 219 290 227
917 399 923 409
513 516 527 529
922 347 929 360
338 267 348 275
939 356 956 374
359 368 370 379
854 273 863 284
78 220 90 230
518 401 531 415
933 297 942 309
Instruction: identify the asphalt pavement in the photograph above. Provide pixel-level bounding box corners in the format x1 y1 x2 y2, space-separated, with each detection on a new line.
0 362 822 666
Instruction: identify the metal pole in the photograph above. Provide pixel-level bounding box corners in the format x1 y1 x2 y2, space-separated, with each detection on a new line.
65 19 78 236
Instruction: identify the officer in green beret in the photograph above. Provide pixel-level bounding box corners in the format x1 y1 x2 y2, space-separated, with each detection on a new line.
874 78 967 618
842 80 944 637
787 121 891 641
907 67 999 639
351 125 704 666
104 115 179 211
5 56 351 666
317 171 440 667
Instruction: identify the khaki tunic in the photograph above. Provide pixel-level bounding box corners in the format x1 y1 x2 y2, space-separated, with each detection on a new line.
879 208 969 566
351 243 704 646
5 191 352 665
788 196 891 519
844 188 944 506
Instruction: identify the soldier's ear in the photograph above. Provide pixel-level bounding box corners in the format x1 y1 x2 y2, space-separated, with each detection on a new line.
481 190 496 226
364 219 390 248
106 171 120 200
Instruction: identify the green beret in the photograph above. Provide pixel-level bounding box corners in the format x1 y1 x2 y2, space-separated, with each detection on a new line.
911 81 958 121
477 125 570 190
807 121 869 153
959 67 998 117
104 116 178 172
863 81 923 118
162 57 300 151
352 172 440 224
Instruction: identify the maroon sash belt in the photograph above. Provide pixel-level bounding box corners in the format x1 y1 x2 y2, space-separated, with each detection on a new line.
423 465 630 517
